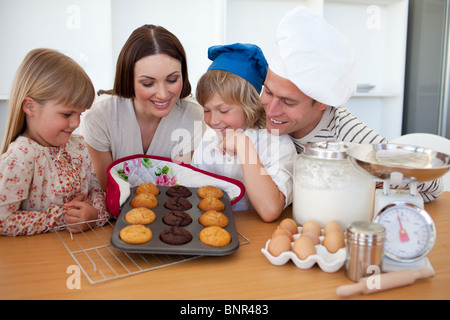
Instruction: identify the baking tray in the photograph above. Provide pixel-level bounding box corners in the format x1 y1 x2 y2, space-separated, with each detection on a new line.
110 185 240 256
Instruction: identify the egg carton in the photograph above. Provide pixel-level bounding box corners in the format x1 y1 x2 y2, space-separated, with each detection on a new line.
261 228 347 273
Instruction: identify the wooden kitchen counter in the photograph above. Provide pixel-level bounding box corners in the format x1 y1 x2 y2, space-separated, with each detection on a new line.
1 192 449 301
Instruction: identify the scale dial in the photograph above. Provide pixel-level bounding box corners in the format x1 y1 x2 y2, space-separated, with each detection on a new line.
374 201 436 262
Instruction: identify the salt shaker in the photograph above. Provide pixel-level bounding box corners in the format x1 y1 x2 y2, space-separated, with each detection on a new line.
345 221 386 282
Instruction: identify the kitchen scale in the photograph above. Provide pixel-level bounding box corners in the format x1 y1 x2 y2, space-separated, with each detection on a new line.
346 143 450 272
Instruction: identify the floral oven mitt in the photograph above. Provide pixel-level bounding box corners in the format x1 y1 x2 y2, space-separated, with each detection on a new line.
106 155 244 217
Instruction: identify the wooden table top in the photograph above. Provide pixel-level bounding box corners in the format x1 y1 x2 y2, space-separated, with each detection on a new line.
1 192 449 300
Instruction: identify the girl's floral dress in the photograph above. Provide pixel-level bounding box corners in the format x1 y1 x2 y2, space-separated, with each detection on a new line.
0 135 109 236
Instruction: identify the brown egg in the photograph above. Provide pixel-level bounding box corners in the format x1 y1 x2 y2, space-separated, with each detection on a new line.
293 236 316 260
272 227 294 241
322 230 345 253
300 230 320 245
301 220 322 237
324 221 343 236
268 234 291 257
279 218 298 235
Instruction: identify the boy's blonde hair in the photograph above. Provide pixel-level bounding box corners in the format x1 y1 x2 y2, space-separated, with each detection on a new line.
196 69 266 129
1 48 95 154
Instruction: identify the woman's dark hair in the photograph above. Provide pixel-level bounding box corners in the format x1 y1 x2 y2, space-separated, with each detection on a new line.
107 24 191 98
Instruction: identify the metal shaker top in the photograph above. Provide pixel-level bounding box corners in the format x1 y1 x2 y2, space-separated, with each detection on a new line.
346 221 386 246
303 141 348 160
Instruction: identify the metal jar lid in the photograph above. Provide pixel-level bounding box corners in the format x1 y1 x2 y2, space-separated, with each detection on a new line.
304 141 347 160
346 221 386 246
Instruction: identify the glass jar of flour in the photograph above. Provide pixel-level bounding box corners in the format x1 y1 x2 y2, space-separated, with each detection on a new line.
293 141 375 229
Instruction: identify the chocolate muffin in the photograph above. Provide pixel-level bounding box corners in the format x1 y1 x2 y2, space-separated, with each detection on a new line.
165 185 192 198
163 210 192 226
164 197 192 211
160 226 192 245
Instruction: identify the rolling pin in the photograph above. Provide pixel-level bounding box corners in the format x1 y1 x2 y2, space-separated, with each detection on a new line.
336 268 435 297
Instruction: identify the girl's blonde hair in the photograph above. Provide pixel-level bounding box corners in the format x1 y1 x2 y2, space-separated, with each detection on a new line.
1 48 95 154
196 69 266 129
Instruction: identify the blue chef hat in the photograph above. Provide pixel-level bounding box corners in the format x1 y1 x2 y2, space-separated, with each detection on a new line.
207 43 268 94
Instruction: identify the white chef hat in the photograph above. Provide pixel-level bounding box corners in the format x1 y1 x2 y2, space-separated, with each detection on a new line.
270 6 356 107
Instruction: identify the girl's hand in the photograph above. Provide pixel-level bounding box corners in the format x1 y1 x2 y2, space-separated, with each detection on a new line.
64 193 99 233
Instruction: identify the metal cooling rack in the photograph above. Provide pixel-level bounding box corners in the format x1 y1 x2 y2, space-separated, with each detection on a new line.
54 220 250 284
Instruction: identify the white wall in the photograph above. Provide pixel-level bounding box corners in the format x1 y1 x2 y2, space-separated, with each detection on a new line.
0 0 113 96
225 0 307 64
0 0 227 143
0 101 7 143
0 0 114 144
109 0 224 94
0 0 409 144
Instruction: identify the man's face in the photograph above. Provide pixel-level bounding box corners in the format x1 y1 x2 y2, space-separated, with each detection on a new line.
261 68 326 138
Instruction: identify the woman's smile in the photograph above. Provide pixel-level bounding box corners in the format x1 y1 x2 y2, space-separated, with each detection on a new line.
151 99 172 109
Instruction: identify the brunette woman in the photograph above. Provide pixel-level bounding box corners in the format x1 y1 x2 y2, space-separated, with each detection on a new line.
80 25 204 190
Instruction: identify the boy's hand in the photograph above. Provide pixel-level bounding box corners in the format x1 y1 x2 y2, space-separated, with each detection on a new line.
220 130 247 157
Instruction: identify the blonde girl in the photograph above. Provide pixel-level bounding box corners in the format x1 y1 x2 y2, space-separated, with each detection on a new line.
0 48 109 236
191 43 297 222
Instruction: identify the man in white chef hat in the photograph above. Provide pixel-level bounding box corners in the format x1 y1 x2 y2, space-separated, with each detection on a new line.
261 6 443 202
262 6 386 148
